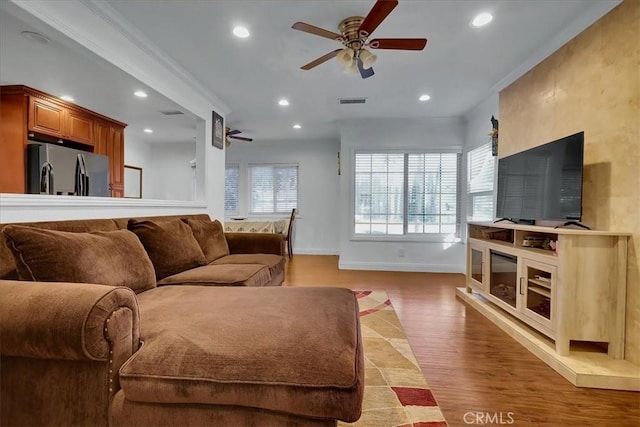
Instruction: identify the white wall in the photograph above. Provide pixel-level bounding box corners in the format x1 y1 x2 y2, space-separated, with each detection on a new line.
147 142 197 201
124 135 153 199
464 94 499 152
337 117 467 272
226 138 340 255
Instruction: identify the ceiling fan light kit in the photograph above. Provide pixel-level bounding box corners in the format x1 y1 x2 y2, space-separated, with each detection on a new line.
292 0 426 79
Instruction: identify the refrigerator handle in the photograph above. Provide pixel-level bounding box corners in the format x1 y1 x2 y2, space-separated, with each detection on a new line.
81 154 89 196
40 162 54 195
74 153 88 196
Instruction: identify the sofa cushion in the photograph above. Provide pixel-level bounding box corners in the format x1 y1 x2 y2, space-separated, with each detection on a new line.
182 218 229 263
212 254 284 279
0 218 119 280
157 263 271 287
120 286 364 422
1 226 156 293
128 219 206 280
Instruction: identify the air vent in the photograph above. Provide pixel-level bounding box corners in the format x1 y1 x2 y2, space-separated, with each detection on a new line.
159 110 184 115
339 97 367 105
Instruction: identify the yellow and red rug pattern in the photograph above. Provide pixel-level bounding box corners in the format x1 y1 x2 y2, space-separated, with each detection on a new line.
339 290 448 427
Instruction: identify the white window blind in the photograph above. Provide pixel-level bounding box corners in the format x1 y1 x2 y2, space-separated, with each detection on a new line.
224 163 239 215
467 143 495 221
355 151 460 236
249 164 298 214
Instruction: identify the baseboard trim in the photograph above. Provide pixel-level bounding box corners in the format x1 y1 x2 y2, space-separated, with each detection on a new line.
338 261 464 273
293 248 339 255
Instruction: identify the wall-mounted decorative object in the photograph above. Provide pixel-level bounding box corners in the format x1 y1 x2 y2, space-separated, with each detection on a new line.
124 165 142 198
489 115 499 156
212 111 224 149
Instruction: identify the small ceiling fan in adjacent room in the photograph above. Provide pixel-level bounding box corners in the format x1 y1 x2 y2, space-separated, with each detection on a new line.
292 0 427 79
225 127 253 148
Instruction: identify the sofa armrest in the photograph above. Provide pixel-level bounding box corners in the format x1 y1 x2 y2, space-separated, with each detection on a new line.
225 232 285 256
0 280 140 361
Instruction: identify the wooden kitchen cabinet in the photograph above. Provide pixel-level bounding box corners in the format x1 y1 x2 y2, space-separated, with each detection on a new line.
93 120 109 156
108 125 125 197
0 85 126 195
65 109 94 146
28 97 66 138
93 119 125 197
27 97 94 146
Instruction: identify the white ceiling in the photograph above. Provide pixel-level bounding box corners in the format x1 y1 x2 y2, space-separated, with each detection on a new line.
1 0 620 144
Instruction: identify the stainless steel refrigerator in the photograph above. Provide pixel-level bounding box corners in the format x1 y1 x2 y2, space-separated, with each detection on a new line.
26 142 110 197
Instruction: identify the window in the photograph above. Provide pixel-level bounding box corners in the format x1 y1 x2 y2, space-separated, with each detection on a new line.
249 164 298 214
354 151 461 237
224 163 239 215
467 143 495 221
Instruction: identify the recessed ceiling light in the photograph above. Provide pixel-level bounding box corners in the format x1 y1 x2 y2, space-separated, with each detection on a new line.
471 12 493 28
134 90 148 98
232 26 250 38
419 94 431 102
293 124 301 129
143 128 153 133
278 99 290 107
20 30 50 44
60 95 74 102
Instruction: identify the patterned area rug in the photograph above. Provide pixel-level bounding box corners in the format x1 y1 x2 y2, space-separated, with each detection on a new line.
339 290 448 427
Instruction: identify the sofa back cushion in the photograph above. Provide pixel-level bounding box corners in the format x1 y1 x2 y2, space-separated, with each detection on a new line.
1 226 156 293
182 219 229 264
0 218 119 280
128 218 206 280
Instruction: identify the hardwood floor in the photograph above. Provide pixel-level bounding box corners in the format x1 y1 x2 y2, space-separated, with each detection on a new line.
284 255 640 427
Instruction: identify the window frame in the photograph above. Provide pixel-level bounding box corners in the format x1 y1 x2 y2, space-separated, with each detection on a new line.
350 148 462 242
248 163 299 216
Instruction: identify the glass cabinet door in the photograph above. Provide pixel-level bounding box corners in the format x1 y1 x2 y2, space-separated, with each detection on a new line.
467 243 487 291
520 258 556 332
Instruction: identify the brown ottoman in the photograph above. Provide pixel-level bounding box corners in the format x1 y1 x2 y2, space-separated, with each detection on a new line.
113 286 363 424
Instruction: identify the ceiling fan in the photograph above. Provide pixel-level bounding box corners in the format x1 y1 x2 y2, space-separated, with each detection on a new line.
225 127 253 147
292 0 427 79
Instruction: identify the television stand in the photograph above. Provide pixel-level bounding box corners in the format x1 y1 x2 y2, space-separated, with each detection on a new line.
554 220 591 230
460 222 636 390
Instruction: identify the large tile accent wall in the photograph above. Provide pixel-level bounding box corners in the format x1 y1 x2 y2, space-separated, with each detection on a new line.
499 0 639 364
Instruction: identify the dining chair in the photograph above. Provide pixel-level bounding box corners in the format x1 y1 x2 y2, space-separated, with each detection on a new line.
284 208 297 258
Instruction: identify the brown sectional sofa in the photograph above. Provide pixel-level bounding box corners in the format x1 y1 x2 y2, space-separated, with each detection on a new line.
0 214 364 426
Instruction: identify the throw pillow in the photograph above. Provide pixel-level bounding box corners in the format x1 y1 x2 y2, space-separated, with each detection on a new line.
2 226 156 293
128 218 206 280
182 218 230 264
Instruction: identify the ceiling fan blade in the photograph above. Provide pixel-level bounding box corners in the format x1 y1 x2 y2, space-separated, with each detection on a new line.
229 136 253 142
292 22 342 40
227 129 242 136
358 0 398 37
369 38 427 50
357 58 375 79
301 49 342 70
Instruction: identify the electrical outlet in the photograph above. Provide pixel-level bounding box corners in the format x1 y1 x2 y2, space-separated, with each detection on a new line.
398 248 405 258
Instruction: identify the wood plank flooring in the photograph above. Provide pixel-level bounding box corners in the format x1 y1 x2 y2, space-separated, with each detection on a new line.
284 255 640 427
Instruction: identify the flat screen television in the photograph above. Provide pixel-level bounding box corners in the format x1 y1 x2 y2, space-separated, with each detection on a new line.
495 131 584 223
